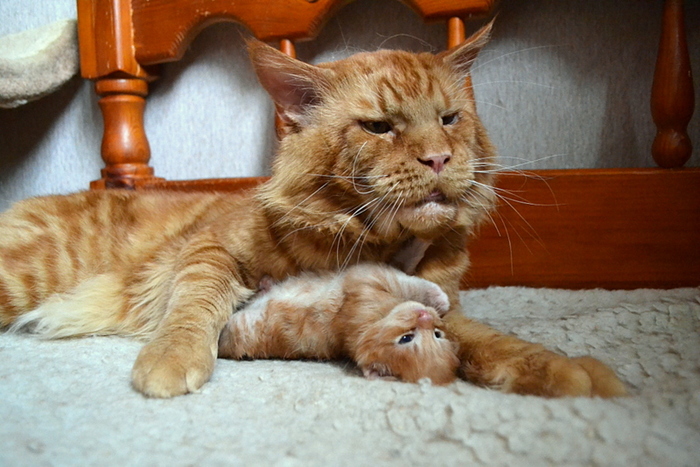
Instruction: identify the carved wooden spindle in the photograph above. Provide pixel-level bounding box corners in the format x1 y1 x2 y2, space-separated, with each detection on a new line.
447 16 465 48
280 39 297 58
651 0 695 168
92 78 158 189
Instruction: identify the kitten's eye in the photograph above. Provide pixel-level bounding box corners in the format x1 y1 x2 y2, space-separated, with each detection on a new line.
441 113 459 126
434 330 444 339
361 121 393 135
398 333 414 344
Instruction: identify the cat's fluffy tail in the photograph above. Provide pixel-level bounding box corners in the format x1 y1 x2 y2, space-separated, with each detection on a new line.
7 273 152 339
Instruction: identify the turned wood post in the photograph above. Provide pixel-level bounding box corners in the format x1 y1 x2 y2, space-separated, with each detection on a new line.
651 0 695 168
78 0 162 189
447 16 465 48
93 79 155 189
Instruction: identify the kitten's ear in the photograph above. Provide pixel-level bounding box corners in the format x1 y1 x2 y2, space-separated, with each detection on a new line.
247 39 332 125
438 19 494 76
362 364 397 381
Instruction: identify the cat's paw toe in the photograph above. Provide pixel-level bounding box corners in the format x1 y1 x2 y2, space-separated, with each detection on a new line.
131 338 215 398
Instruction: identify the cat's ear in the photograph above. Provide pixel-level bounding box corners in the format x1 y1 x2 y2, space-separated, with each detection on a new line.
247 39 332 125
437 19 494 76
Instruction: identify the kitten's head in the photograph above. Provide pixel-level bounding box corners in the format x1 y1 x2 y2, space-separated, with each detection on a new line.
353 301 459 385
250 22 497 241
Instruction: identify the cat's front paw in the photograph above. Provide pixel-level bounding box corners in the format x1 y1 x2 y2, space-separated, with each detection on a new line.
498 352 627 398
131 335 216 398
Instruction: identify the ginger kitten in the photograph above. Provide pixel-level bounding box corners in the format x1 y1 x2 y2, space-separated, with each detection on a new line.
218 264 459 385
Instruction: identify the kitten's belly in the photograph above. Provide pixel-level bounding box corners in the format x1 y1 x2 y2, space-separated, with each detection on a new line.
233 275 345 359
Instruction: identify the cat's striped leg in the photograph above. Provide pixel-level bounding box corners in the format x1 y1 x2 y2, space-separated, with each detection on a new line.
417 244 626 398
131 230 253 398
444 312 627 398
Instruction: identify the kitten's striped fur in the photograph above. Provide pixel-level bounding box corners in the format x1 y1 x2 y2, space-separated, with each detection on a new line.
0 23 626 398
218 264 459 385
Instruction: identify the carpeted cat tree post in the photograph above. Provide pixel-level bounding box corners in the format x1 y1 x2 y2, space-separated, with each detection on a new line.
0 19 78 109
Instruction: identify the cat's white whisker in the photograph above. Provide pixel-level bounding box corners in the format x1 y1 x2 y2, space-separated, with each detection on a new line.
469 180 558 208
272 182 331 227
472 79 556 90
476 185 544 249
330 197 382 267
375 33 436 51
470 99 508 111
473 153 567 174
350 142 370 195
470 44 564 74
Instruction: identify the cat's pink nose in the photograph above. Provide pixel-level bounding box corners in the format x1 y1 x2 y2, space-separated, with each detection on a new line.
416 309 433 328
418 154 451 174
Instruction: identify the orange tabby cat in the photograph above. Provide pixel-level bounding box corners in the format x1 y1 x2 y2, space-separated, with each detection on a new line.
0 23 626 398
218 263 459 385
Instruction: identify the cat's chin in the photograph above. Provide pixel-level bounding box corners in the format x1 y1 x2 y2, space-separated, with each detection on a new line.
396 201 457 235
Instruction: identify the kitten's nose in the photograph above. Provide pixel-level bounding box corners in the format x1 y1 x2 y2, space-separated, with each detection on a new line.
418 154 451 174
417 309 434 328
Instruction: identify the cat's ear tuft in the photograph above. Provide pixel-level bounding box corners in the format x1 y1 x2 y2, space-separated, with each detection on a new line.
438 19 494 76
247 39 332 125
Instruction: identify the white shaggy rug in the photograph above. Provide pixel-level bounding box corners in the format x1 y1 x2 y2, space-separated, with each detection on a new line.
1 287 699 466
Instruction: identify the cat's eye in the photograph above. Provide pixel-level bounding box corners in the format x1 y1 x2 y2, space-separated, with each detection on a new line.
434 330 444 339
398 333 414 344
361 121 393 135
441 113 459 126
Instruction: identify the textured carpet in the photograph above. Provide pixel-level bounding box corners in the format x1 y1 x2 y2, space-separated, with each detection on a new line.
1 287 699 466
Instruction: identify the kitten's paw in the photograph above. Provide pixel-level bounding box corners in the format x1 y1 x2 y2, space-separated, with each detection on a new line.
131 337 216 398
499 352 627 398
422 284 450 316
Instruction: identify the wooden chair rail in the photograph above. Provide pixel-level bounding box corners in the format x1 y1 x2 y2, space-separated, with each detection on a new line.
121 168 700 290
466 168 700 289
